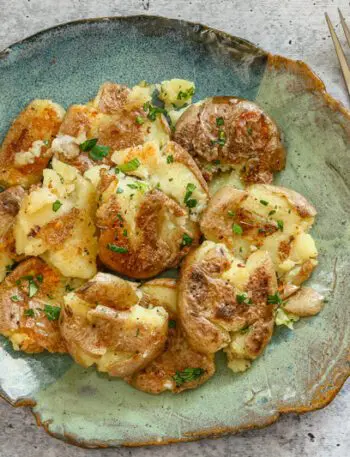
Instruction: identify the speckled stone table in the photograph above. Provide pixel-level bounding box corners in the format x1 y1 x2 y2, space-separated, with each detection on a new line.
0 1 349 456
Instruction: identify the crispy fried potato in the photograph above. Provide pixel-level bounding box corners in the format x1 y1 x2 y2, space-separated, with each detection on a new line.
174 97 286 185
126 279 215 393
283 287 324 317
15 158 98 279
0 100 65 188
178 241 278 372
97 140 208 278
0 258 75 353
0 187 26 281
59 272 169 377
51 82 170 173
200 184 318 286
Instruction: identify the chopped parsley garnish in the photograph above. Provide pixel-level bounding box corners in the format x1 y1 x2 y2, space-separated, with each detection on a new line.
24 309 35 318
216 117 224 126
277 220 284 231
181 233 193 247
213 159 221 165
228 210 235 217
177 86 195 100
11 295 20 302
117 213 123 222
143 102 167 121
116 187 124 194
36 274 43 283
89 144 110 161
127 183 139 189
211 129 226 147
107 243 128 254
267 292 283 305
52 200 62 212
44 304 61 321
123 229 128 237
79 138 98 151
260 200 269 206
166 155 174 164
65 284 75 292
118 158 141 173
169 319 177 329
173 367 204 386
236 294 253 305
28 280 39 298
268 210 276 217
184 183 197 208
232 223 243 235
135 116 145 125
5 264 15 274
247 127 253 135
240 325 250 334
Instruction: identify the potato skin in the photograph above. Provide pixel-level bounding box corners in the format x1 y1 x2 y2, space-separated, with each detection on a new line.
0 100 65 188
174 96 286 184
0 258 67 354
127 279 215 394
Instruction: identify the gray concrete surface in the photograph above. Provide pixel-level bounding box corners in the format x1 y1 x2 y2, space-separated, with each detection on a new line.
0 1 349 456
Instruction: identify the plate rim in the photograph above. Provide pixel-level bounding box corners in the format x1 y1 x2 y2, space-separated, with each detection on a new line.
0 14 349 449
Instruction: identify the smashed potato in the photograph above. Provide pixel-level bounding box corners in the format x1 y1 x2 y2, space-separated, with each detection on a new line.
15 158 98 279
174 96 286 185
200 184 318 287
127 279 215 393
179 241 278 371
0 258 76 353
97 140 208 278
0 187 26 281
51 82 170 173
59 272 169 377
0 100 65 188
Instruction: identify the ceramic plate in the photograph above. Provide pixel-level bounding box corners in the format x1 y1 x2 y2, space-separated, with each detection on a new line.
0 15 349 448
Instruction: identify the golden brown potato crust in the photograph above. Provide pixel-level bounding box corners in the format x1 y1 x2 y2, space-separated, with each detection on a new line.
97 186 200 279
0 258 67 353
174 97 286 184
0 186 26 260
0 100 65 187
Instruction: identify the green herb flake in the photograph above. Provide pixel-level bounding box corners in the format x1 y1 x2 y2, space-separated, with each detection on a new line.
247 127 253 136
260 200 269 206
117 213 123 222
0 186 4 193
79 138 98 152
216 117 224 126
166 155 174 164
11 295 20 302
44 304 61 321
277 220 284 231
173 367 204 386
107 243 128 254
123 229 128 237
169 320 177 329
232 223 243 235
267 292 283 305
24 309 35 318
228 210 235 217
89 144 110 161
36 274 43 283
52 200 62 212
116 187 124 194
184 183 197 208
28 280 39 298
177 86 195 100
65 284 75 292
268 210 276 217
236 294 247 304
181 233 193 247
135 116 145 125
127 183 139 190
240 325 250 334
119 158 141 173
143 102 167 121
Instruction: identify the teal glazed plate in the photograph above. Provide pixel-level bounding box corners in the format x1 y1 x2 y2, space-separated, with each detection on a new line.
0 16 350 448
